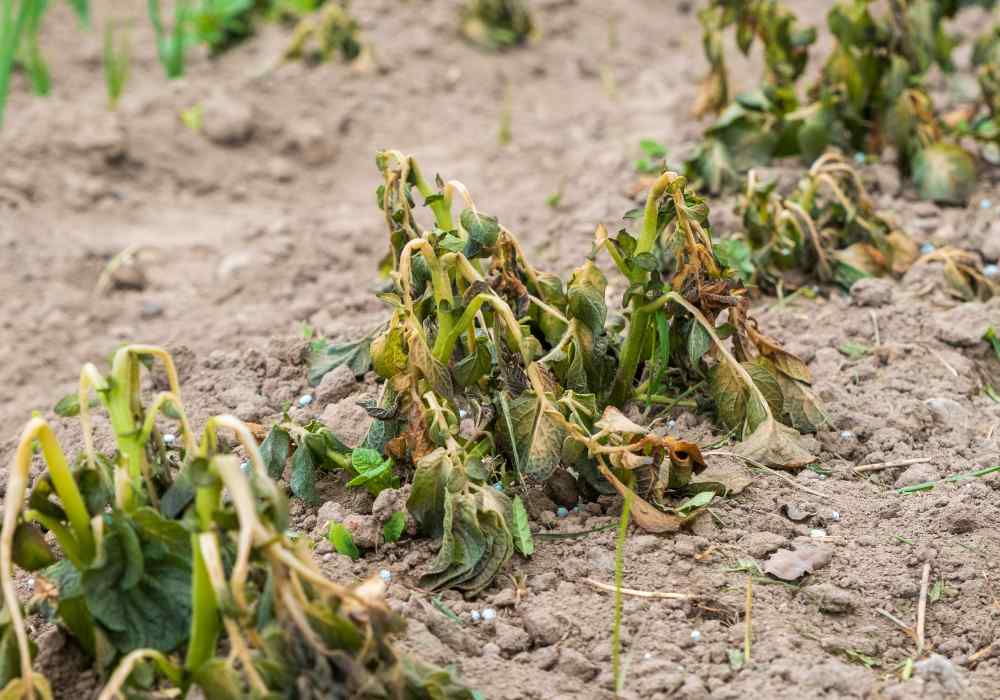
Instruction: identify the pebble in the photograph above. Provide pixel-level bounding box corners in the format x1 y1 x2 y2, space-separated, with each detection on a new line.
810 528 827 538
839 431 854 440
920 242 936 255
830 511 841 522
163 433 176 445
379 569 392 583
493 482 504 492
482 608 497 621
298 394 313 407
240 461 250 473
690 630 702 642
853 152 866 164
556 506 569 518
471 610 481 622
985 264 998 278
981 198 992 209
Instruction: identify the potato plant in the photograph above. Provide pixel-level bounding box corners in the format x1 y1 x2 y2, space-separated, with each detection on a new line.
0 346 473 698
306 151 822 593
689 0 998 203
717 150 997 299
460 0 535 50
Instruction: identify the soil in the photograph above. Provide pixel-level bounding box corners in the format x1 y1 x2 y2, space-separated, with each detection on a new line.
2 1 1000 699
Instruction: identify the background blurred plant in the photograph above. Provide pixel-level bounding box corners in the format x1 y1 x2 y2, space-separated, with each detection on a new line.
461 0 535 50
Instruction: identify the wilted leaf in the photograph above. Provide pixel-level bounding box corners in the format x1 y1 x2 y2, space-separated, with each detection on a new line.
260 426 291 479
510 496 533 556
594 406 648 436
383 511 406 543
687 322 712 367
735 417 815 469
290 443 318 505
691 458 752 495
453 344 492 387
502 392 566 482
371 326 408 379
912 143 976 205
762 545 833 580
567 261 608 335
328 522 360 560
675 491 714 515
461 209 500 259
407 449 456 539
309 335 372 385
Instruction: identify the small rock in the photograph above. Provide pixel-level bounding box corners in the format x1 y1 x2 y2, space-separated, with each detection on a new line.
738 531 789 558
317 500 345 524
558 648 598 681
217 251 255 279
870 164 901 196
315 364 356 405
491 588 517 608
924 398 968 428
201 93 255 146
341 514 379 550
494 621 530 654
894 463 940 489
140 300 163 319
533 645 560 670
803 583 859 613
267 156 295 182
110 262 147 291
850 278 894 307
530 572 558 592
321 397 373 447
521 606 563 646
943 506 978 534
544 468 579 508
914 653 964 693
282 119 337 166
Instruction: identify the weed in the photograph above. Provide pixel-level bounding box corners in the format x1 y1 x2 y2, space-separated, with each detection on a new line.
611 490 633 695
635 139 667 174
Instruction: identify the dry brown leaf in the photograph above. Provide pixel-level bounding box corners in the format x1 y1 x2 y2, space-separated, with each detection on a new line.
735 416 815 469
596 460 688 534
691 458 752 495
763 544 834 581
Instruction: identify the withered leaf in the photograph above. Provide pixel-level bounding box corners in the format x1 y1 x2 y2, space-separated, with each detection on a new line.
735 416 814 469
763 544 833 581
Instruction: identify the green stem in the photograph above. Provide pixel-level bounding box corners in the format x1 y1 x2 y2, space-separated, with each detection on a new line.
24 510 83 569
410 158 454 231
609 172 679 406
32 424 95 562
186 485 221 672
611 490 633 694
635 395 699 409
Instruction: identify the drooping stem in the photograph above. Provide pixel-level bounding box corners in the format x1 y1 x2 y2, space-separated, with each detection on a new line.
185 484 221 673
409 157 454 231
610 172 679 406
97 650 182 700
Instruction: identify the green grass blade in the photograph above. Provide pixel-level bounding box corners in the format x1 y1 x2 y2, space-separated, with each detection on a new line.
0 0 38 129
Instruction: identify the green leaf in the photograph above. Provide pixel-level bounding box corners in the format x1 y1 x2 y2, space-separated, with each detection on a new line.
260 426 290 479
676 490 714 515
190 658 243 700
308 335 372 385
346 450 398 496
407 449 456 539
53 393 81 417
639 138 667 158
460 208 500 259
453 343 492 387
913 143 976 205
510 496 534 557
567 261 608 335
81 516 192 654
328 522 360 560
383 511 406 543
290 444 318 505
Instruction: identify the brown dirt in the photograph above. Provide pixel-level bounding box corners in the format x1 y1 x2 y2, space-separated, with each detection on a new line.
2 1 1000 698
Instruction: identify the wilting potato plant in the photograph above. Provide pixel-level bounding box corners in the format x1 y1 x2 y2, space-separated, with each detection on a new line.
715 150 997 299
0 345 473 698
460 0 535 50
688 0 996 203
306 150 822 593
693 0 816 117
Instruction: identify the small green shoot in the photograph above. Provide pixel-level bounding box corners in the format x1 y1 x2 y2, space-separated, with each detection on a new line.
929 578 945 603
634 138 667 174
840 648 879 669
838 341 871 361
382 511 406 544
896 465 1000 494
893 534 914 545
431 595 462 625
103 18 131 110
985 326 1000 360
180 104 203 132
328 521 360 560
